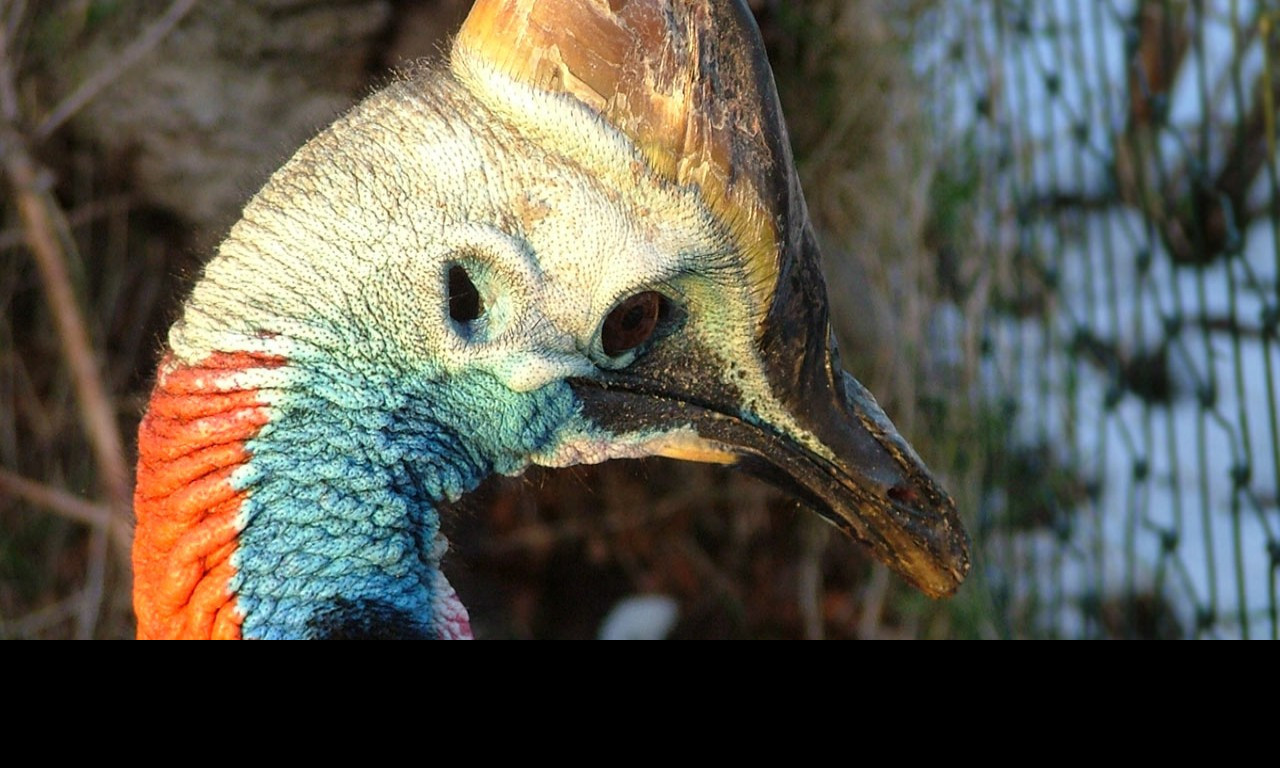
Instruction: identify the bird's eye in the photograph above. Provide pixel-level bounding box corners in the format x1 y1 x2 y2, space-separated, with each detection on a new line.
602 291 666 357
448 265 483 323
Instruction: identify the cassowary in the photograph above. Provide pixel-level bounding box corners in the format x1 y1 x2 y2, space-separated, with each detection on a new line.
132 0 970 639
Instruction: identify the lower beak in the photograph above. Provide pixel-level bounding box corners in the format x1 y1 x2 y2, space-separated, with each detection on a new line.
731 369 970 598
574 357 970 598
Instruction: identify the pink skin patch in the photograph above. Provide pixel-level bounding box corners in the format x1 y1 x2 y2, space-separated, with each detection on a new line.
432 569 474 640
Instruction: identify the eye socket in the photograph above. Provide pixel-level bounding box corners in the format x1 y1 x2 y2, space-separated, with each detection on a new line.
602 291 666 357
448 265 483 323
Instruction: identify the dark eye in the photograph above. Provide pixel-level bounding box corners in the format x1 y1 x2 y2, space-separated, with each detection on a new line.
448 265 483 323
602 291 666 357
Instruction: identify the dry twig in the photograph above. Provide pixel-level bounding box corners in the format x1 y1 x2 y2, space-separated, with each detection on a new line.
797 516 828 640
0 142 133 516
0 467 131 558
1 16 134 544
0 590 85 638
34 0 200 139
0 467 112 529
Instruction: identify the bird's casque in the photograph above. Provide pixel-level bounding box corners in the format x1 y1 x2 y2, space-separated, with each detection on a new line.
132 0 970 639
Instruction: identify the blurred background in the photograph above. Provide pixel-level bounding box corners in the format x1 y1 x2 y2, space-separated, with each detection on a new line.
1 0 1276 639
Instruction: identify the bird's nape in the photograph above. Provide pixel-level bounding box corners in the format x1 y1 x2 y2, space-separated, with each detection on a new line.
132 0 969 639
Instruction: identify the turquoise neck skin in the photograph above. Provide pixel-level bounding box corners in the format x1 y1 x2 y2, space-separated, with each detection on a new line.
229 356 580 639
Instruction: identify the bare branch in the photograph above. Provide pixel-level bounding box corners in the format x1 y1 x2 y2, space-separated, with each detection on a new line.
76 524 110 639
0 467 112 528
0 468 133 569
2 19 133 516
34 0 199 140
0 1 19 123
797 516 827 640
857 564 891 640
0 194 134 250
1 0 29 42
0 590 84 638
1 19 134 517
1 143 134 515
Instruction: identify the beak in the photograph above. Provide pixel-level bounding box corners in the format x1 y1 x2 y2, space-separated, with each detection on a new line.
727 347 970 599
571 301 970 599
739 221 971 599
566 216 969 600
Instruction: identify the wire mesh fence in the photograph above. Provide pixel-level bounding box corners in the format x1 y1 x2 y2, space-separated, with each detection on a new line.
923 0 1280 638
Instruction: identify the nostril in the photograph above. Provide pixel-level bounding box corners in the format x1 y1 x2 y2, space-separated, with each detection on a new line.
888 484 920 506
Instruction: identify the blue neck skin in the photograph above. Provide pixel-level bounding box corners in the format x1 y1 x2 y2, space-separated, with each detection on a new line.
228 356 579 639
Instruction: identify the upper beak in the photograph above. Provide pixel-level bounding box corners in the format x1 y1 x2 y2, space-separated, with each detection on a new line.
572 325 970 599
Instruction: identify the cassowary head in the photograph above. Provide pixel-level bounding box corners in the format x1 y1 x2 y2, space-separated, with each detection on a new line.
133 0 969 639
